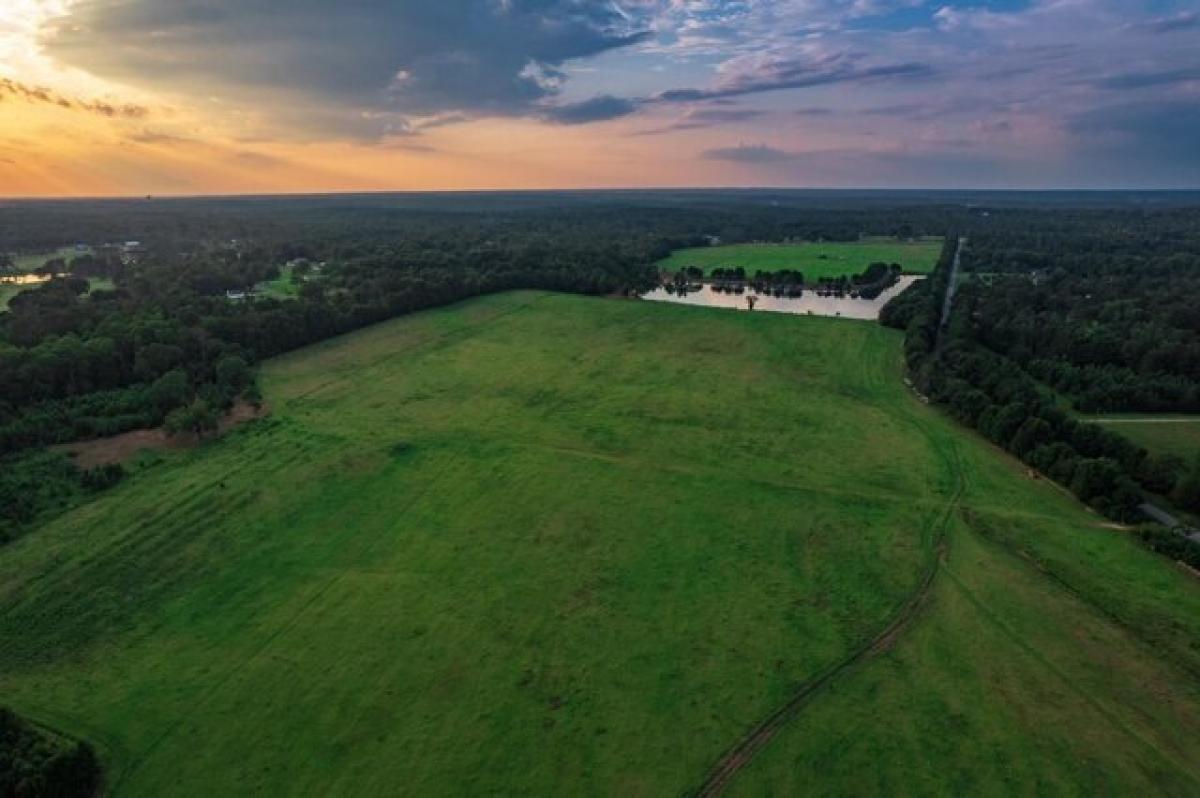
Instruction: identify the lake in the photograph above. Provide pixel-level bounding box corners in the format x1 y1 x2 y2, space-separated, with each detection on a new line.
641 275 923 321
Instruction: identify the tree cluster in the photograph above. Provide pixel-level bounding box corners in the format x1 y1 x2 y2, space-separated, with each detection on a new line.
0 707 101 797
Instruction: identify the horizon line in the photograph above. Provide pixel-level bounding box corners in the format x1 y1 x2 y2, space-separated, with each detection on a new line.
3 186 1200 203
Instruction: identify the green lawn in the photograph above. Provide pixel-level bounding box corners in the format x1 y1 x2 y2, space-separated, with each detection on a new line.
1 291 1196 795
657 239 943 280
87 277 116 294
1092 416 1200 464
255 263 300 299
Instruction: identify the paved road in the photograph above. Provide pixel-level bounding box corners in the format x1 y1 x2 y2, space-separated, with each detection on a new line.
937 236 966 339
1141 502 1200 543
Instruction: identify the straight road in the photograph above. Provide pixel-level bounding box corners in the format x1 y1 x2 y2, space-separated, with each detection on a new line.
939 236 966 333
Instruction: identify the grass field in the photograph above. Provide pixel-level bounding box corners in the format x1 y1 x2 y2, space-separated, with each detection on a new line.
1 291 1197 794
255 263 300 299
657 239 943 280
1092 416 1200 464
8 246 88 273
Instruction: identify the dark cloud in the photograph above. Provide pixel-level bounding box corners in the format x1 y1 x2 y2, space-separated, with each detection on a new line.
1069 101 1200 163
43 0 651 135
702 144 796 163
656 56 935 103
0 77 148 118
1094 66 1200 90
543 95 640 125
601 50 936 132
795 107 834 116
858 103 926 117
1061 100 1200 186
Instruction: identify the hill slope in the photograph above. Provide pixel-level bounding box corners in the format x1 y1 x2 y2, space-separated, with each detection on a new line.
1 291 1197 794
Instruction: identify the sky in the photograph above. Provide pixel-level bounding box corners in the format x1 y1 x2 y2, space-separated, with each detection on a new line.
0 0 1197 196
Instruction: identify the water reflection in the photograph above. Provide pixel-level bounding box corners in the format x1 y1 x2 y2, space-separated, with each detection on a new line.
0 274 51 286
641 275 922 321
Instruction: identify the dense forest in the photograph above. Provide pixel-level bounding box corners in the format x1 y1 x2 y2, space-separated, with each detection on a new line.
959 209 1200 412
882 206 1200 565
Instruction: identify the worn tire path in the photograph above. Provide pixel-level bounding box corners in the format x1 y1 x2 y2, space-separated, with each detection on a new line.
690 436 965 797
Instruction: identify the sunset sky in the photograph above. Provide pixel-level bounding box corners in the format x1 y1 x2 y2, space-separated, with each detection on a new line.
1 0 1198 196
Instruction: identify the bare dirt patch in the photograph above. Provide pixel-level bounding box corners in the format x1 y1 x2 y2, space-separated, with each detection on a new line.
54 402 269 469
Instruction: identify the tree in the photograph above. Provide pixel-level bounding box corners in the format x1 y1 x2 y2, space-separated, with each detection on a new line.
1010 417 1053 459
1171 456 1200 513
134 343 185 381
215 355 250 391
165 399 219 439
147 368 190 413
1069 457 1124 505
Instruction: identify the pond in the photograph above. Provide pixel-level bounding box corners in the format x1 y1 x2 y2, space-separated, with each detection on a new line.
641 275 923 321
0 274 51 286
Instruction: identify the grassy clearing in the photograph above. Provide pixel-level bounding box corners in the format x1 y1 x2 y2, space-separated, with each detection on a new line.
7 246 87 273
86 277 116 294
0 291 1196 794
255 264 300 299
1091 416 1200 463
657 239 942 280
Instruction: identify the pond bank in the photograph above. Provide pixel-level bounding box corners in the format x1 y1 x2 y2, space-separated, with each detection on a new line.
641 275 923 321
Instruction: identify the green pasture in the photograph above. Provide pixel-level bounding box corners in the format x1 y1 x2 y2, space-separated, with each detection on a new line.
657 239 943 280
0 291 1196 794
1092 416 1200 464
256 263 301 299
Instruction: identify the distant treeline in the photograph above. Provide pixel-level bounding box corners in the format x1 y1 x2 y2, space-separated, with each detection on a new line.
0 708 101 797
882 209 1200 564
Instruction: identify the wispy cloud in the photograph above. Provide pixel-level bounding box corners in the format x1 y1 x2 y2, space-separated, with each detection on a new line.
1095 65 1200 90
1133 11 1200 35
702 143 797 163
0 77 148 118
